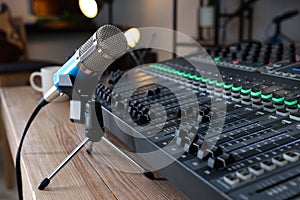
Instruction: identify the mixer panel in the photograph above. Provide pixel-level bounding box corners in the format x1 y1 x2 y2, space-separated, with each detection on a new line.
96 42 300 200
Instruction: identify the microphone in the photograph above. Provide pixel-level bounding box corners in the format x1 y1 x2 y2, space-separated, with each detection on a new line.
43 24 128 103
272 10 299 23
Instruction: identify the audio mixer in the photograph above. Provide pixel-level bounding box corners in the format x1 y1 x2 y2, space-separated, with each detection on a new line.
95 42 300 200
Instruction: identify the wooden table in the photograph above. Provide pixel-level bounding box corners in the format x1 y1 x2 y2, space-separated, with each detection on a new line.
0 86 188 200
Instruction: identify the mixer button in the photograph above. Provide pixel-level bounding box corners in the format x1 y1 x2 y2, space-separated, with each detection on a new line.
207 153 234 169
202 115 211 123
263 105 276 112
276 109 289 117
286 105 298 113
248 165 264 176
207 146 223 158
289 53 296 62
262 98 273 106
273 102 285 109
241 99 252 105
260 160 276 171
252 102 263 108
290 111 300 121
236 169 252 181
282 72 290 77
175 129 188 138
153 87 161 94
290 73 297 78
224 174 240 186
189 139 203 154
197 149 211 161
272 63 282 68
283 152 299 162
146 89 155 96
271 156 288 166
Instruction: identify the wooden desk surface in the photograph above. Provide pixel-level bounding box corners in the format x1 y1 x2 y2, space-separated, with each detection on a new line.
0 86 188 200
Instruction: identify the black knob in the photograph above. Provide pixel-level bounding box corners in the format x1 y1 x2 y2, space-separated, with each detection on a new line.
154 87 161 94
289 53 296 62
146 89 155 96
207 153 234 169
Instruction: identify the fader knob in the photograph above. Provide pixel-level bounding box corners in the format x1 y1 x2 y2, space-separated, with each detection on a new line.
207 153 234 169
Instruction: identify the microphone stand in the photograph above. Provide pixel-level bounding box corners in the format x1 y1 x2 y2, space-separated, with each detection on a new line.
266 20 294 44
38 73 103 189
38 73 155 190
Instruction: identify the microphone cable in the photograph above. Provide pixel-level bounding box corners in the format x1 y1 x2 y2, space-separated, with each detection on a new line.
16 98 48 200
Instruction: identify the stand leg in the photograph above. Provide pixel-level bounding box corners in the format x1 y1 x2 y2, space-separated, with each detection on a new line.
86 141 94 154
102 137 155 180
38 137 90 190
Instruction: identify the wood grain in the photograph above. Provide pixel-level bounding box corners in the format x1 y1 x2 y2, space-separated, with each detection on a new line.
0 86 188 200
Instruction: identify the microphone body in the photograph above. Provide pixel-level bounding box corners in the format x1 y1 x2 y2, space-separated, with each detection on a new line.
53 54 79 89
42 24 128 103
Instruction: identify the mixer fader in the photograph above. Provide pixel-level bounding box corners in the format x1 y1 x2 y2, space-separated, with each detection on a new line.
96 42 300 200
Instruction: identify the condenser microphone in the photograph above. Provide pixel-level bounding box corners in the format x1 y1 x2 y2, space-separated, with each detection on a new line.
43 24 128 103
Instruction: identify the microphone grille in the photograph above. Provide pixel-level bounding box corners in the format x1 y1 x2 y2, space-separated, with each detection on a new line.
79 25 128 72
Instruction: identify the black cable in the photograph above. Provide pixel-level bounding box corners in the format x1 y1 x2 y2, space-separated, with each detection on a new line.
16 98 48 200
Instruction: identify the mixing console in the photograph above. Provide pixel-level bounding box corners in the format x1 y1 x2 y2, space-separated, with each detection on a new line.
95 42 300 200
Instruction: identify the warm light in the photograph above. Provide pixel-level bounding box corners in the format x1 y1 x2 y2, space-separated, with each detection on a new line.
79 0 98 18
124 28 141 48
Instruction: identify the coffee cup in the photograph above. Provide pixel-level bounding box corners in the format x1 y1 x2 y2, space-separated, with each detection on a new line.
29 66 68 101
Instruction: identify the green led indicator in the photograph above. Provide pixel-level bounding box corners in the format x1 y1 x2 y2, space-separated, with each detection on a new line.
272 97 284 103
171 69 179 74
202 77 210 83
150 64 160 69
216 82 225 87
261 93 273 99
251 91 261 97
189 74 198 79
214 57 221 62
178 71 185 76
232 85 242 92
182 73 190 78
165 68 172 73
251 91 262 97
194 76 202 81
208 80 217 85
298 104 300 109
241 88 251 94
224 83 233 89
284 100 298 106
174 71 182 75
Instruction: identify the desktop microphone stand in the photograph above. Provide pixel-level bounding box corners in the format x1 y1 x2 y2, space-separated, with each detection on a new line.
266 20 294 44
38 73 154 190
38 73 103 190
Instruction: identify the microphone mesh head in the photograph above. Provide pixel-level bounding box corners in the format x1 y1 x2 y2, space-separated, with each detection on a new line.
79 24 128 72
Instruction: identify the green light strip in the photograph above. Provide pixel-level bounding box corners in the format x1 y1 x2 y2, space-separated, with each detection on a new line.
298 104 300 109
216 82 225 87
241 88 251 94
189 74 198 79
214 57 221 62
208 80 217 85
224 83 233 89
202 77 210 83
182 73 190 78
272 97 285 103
251 91 262 97
261 93 273 99
232 85 242 92
284 100 298 106
194 76 202 81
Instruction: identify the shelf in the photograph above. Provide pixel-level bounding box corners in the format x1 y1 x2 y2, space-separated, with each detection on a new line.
26 20 97 34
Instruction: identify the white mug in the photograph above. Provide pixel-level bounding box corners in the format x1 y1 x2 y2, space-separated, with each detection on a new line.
30 66 60 95
29 66 68 101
